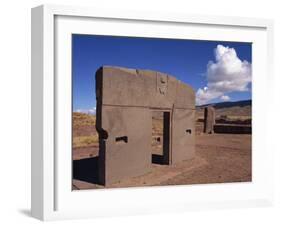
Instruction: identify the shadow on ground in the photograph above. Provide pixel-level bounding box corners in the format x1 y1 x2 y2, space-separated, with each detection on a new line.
73 154 166 185
18 209 31 218
152 154 166 165
73 157 100 184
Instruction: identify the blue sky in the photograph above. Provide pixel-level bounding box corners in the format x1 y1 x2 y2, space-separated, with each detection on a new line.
72 34 252 112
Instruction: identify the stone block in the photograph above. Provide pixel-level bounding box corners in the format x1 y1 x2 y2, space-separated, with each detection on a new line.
203 106 216 134
95 66 196 185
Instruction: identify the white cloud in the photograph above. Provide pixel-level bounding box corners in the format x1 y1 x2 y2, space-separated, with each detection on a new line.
75 107 96 115
196 44 251 105
220 95 230 101
88 108 96 114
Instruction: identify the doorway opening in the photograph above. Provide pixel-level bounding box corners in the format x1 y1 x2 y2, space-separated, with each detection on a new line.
151 111 170 165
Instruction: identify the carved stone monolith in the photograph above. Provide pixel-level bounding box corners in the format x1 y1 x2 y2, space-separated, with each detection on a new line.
203 106 216 134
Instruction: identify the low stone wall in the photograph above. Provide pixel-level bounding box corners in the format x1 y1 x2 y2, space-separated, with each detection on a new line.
214 124 252 134
196 120 252 134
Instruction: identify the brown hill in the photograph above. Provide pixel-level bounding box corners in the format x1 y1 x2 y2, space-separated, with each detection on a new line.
196 100 251 120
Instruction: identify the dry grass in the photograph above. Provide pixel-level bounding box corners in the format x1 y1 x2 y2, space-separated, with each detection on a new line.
215 106 251 117
196 106 251 121
219 115 251 120
73 135 99 148
73 113 98 148
73 112 96 128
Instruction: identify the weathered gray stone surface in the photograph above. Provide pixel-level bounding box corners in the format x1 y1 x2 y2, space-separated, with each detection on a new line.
203 106 216 134
171 109 195 163
96 66 195 185
97 66 194 109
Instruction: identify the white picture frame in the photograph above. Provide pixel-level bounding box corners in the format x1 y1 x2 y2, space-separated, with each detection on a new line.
31 4 274 221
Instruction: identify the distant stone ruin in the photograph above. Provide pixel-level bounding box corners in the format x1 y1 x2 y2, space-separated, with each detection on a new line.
202 106 252 134
203 106 216 134
95 66 195 185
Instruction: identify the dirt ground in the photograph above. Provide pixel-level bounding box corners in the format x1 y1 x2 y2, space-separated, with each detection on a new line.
72 133 251 190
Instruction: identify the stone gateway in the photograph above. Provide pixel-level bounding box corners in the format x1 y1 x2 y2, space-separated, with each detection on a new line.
95 66 195 185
